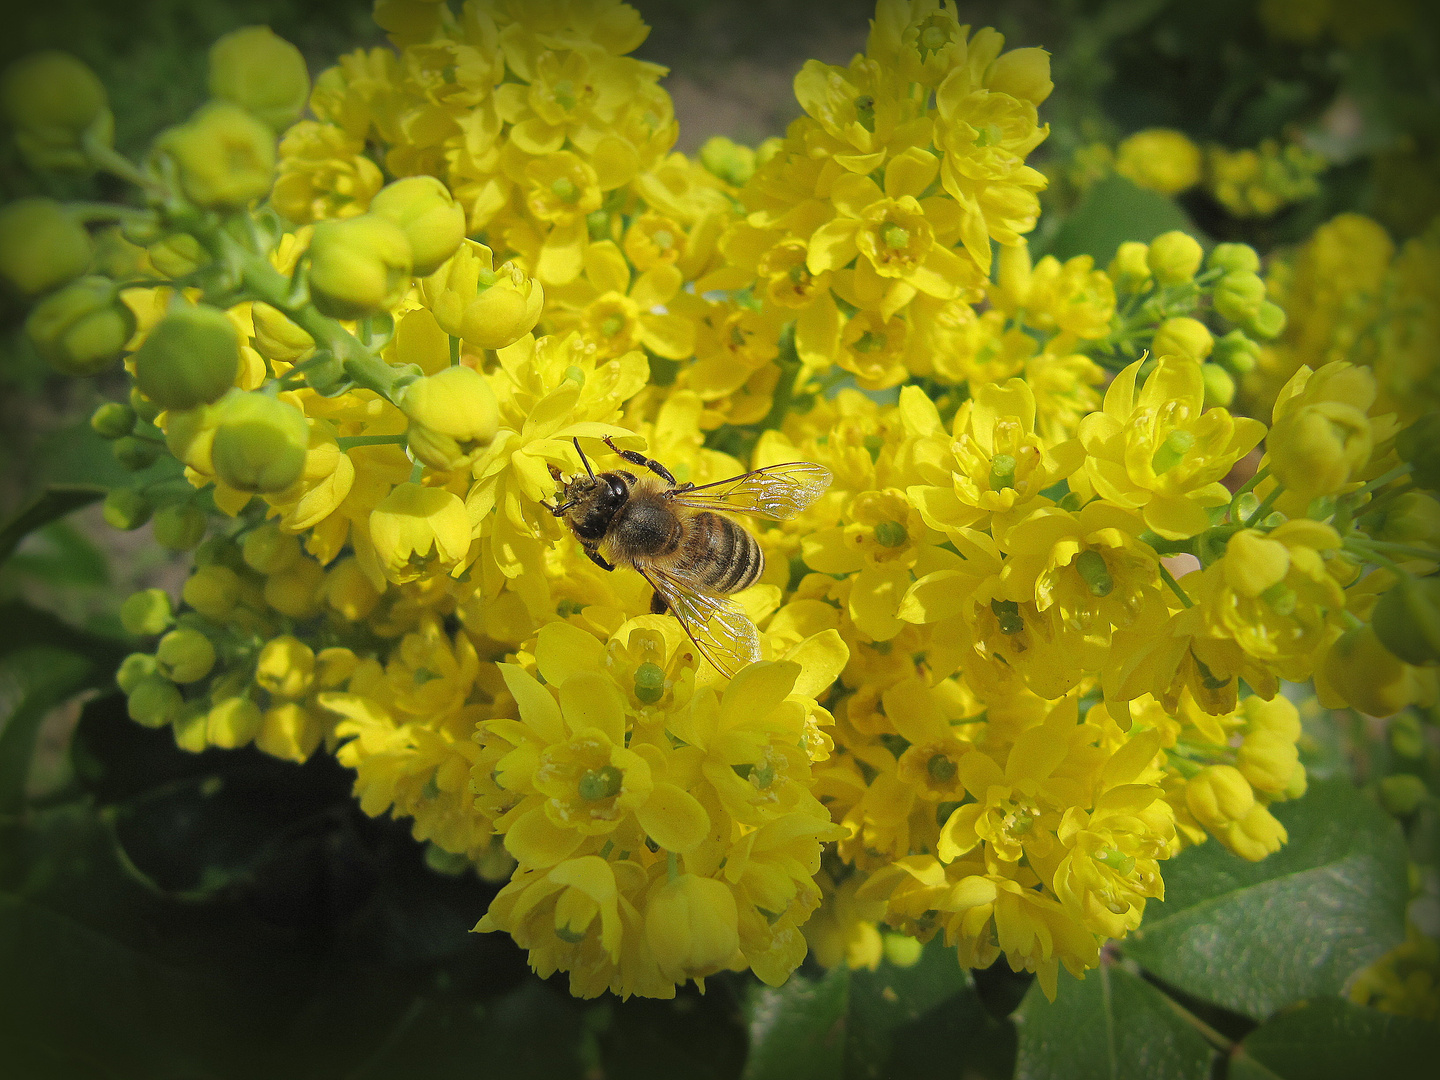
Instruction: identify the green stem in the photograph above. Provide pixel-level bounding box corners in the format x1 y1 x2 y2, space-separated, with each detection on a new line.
1245 483 1284 527
1357 462 1413 496
1159 562 1194 608
82 132 161 194
1349 539 1438 564
449 335 461 367
65 202 153 226
337 434 408 451
1344 540 1418 580
1228 465 1270 521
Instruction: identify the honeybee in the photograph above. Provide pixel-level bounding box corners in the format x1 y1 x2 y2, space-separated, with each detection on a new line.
544 436 832 675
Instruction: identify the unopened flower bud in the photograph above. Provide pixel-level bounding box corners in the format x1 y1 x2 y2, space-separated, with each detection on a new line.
984 47 1053 105
156 101 276 210
369 176 466 276
263 556 325 619
152 502 208 550
90 401 135 438
132 302 240 410
130 386 161 424
1237 729 1301 797
1375 493 1440 546
1212 270 1267 324
127 674 183 728
397 365 500 470
1269 402 1372 501
1372 577 1440 667
256 634 315 699
1207 242 1260 274
1212 329 1260 375
1108 241 1151 293
211 390 310 493
242 521 302 575
208 26 309 132
698 135 756 186
103 487 152 530
182 563 242 620
207 696 263 749
25 275 134 375
120 587 173 636
421 240 543 349
1248 300 1287 340
0 198 92 295
1147 230 1203 284
324 557 381 620
1380 774 1429 816
1152 317 1213 362
1 51 113 171
155 627 216 683
116 652 158 694
1390 711 1425 759
113 435 162 471
1114 128 1201 196
1185 764 1254 829
1322 625 1428 718
645 873 740 982
146 233 208 278
251 301 315 364
308 214 413 319
1201 363 1236 408
1220 803 1287 861
315 646 358 690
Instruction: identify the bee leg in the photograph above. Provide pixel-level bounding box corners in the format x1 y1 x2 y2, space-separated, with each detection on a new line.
583 547 615 572
603 436 678 486
649 591 669 615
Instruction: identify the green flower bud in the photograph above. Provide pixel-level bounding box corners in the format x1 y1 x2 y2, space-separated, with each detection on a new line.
1146 230 1203 285
255 635 315 699
1396 416 1440 490
1212 270 1267 324
127 674 183 728
116 652 158 694
1323 625 1425 718
369 176 466 277
1247 300 1287 340
120 588 173 636
132 302 240 410
0 51 114 171
308 214 413 319
1108 241 1152 293
155 101 276 211
102 487 152 530
113 435 162 471
397 364 500 470
90 401 135 438
1379 774 1429 817
1201 363 1236 408
182 563 242 620
25 275 134 376
211 390 310 493
420 240 543 350
1375 493 1440 546
146 232 208 278
207 696 263 749
152 503 208 550
1152 316 1213 362
1212 329 1260 375
0 197 92 295
251 301 315 364
130 385 161 424
242 521 302 575
1389 711 1425 759
208 26 309 132
1372 577 1440 667
698 135 756 186
155 627 216 683
1206 242 1260 274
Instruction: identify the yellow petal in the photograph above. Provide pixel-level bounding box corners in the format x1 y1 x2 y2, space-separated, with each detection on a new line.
503 806 584 867
499 663 564 743
635 782 711 852
782 629 849 699
559 671 628 745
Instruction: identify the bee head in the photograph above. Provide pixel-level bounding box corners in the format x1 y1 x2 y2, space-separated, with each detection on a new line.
549 458 633 543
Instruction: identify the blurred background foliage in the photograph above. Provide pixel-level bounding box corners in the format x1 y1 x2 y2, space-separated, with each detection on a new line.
1 2 1437 1077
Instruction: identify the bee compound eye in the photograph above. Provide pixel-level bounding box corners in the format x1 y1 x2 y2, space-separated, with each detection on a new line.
608 476 628 500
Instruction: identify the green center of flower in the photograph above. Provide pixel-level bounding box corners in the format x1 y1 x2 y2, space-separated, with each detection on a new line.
864 433 885 462
553 79 577 112
854 94 876 132
989 453 1017 491
974 123 1004 148
919 23 950 55
882 223 910 250
564 364 586 386
587 210 610 239
1261 580 1297 615
1151 428 1195 474
874 520 908 548
578 765 623 801
601 314 625 338
926 753 957 783
1095 846 1136 877
550 176 580 204
474 267 498 290
991 598 1024 634
853 329 887 353
634 661 666 704
1075 549 1114 597
651 229 674 250
412 666 442 686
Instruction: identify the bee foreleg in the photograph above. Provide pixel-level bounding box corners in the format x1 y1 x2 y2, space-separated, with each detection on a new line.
649 591 669 615
603 436 678 486
583 547 615 572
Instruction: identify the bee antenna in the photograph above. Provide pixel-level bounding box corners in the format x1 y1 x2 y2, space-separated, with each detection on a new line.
573 437 596 481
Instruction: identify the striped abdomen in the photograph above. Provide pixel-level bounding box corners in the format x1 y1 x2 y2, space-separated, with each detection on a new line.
677 511 763 594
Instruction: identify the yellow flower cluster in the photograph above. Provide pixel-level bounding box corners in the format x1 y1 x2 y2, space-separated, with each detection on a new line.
6 0 1438 1005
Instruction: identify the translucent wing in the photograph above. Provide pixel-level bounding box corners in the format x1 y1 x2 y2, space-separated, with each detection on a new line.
639 563 760 677
667 462 832 520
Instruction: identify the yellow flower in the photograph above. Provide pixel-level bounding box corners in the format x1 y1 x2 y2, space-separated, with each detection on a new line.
644 872 742 985
547 240 695 360
366 482 472 584
1078 356 1266 539
1115 129 1203 196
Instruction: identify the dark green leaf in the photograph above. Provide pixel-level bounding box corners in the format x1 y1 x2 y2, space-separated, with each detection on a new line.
1122 779 1408 1019
1043 175 1202 266
744 964 850 1080
1233 997 1438 1080
0 484 105 568
0 599 128 667
0 648 97 817
1015 962 1216 1080
4 521 110 588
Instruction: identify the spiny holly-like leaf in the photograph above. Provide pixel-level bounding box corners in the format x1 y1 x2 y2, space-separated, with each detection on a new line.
0 484 105 568
1229 996 1437 1080
1015 961 1217 1080
1042 175 1202 265
1122 779 1407 1019
743 964 850 1080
